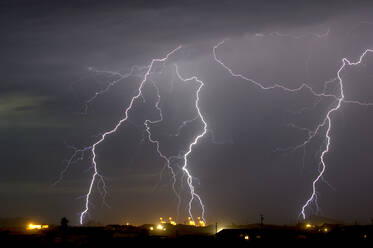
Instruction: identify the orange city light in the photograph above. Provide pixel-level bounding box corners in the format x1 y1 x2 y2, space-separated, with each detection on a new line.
27 223 49 230
188 217 196 226
169 217 176 225
197 217 205 227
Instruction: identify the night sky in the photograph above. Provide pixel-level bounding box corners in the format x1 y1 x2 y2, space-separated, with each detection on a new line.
1 0 373 226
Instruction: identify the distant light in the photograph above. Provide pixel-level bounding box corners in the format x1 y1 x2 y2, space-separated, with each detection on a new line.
323 228 328 233
149 226 154 231
156 224 164 230
244 235 250 240
27 223 48 230
188 217 196 226
197 217 205 227
305 224 312 228
169 217 176 226
125 222 130 226
364 234 367 239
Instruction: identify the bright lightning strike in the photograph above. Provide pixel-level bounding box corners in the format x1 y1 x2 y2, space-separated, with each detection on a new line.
79 46 181 224
300 48 373 219
144 78 182 213
214 36 373 220
60 29 371 224
59 44 209 224
174 64 207 223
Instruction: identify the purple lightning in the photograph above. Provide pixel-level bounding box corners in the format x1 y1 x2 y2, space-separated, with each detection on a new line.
144 64 209 222
213 40 339 99
53 67 146 186
213 36 373 220
170 116 199 137
60 28 371 224
174 64 207 223
82 66 147 114
59 44 209 224
300 48 373 219
79 46 181 224
143 78 182 213
269 28 330 40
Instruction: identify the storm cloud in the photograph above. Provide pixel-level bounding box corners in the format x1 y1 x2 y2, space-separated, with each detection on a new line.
1 0 373 225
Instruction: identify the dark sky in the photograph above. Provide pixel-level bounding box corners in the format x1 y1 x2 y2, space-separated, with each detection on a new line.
1 0 373 226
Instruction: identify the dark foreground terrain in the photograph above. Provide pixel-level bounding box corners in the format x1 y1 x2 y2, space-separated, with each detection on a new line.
1 224 372 247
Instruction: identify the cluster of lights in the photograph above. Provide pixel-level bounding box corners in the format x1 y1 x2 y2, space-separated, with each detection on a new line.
158 217 177 226
197 217 205 227
149 217 176 231
188 216 206 227
169 217 176 226
305 223 313 229
304 223 329 233
159 217 166 224
148 224 166 231
156 224 166 231
149 216 206 231
26 223 49 230
188 217 196 226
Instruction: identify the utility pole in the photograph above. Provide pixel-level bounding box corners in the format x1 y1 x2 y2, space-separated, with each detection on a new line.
260 214 264 228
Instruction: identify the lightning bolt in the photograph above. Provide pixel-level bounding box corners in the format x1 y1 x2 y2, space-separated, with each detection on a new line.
213 36 373 220
174 64 207 223
170 116 199 137
54 66 148 189
60 44 209 224
269 28 330 40
300 48 373 219
54 68 143 186
60 28 371 224
79 46 181 224
143 78 182 215
82 66 147 114
213 40 338 99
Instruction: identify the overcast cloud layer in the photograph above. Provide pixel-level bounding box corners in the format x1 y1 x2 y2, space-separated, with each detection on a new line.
1 0 373 225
